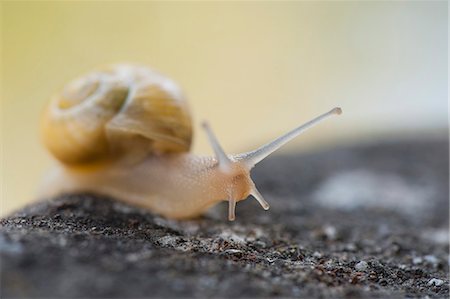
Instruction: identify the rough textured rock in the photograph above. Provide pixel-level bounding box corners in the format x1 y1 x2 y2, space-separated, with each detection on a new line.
1 138 449 298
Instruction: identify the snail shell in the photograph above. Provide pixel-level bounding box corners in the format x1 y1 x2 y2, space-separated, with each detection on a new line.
41 64 193 168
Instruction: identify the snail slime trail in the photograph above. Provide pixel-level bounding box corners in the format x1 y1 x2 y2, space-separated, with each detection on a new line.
40 63 342 221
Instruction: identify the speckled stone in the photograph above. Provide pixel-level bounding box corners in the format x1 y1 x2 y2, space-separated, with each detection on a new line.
1 138 449 298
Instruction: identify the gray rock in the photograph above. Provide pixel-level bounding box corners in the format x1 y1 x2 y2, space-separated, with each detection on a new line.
428 278 445 287
424 255 439 265
1 138 449 298
355 261 369 272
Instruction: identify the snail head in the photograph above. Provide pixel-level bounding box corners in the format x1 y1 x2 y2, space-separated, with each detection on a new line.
202 107 342 221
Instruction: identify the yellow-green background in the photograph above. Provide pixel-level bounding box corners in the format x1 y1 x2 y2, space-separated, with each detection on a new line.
1 1 447 215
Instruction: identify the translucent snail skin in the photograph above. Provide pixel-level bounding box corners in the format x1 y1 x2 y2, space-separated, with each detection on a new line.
40 64 342 221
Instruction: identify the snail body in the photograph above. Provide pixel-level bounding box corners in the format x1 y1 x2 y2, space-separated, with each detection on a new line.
40 64 342 220
44 154 248 219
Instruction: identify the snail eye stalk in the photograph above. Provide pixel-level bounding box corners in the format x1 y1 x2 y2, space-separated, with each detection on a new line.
235 107 342 168
202 121 232 172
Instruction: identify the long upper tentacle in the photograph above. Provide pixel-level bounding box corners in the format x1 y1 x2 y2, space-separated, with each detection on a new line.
234 107 342 168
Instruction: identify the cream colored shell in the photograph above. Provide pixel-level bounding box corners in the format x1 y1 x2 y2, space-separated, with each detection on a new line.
41 64 193 167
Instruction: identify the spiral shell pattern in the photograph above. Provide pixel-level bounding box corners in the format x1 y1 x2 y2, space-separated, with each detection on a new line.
41 64 193 167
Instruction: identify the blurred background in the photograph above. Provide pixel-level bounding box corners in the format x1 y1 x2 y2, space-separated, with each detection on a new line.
1 1 447 216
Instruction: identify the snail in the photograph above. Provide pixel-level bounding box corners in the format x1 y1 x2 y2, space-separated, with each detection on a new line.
40 63 342 221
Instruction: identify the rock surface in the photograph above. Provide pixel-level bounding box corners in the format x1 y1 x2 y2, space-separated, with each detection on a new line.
1 138 449 298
